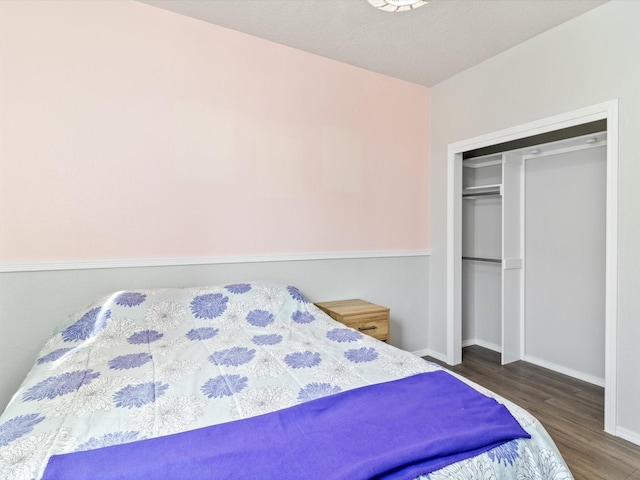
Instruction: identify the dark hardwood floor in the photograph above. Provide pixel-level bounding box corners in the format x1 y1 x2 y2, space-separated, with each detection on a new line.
425 346 640 480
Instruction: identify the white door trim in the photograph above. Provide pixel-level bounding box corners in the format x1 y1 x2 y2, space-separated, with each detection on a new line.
446 99 619 435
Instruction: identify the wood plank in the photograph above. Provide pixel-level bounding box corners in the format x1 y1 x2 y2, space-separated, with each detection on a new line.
425 345 640 480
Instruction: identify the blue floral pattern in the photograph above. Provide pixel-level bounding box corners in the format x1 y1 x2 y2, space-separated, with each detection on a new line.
0 414 45 447
62 307 111 342
128 330 164 344
0 282 569 480
185 327 219 341
208 347 256 367
201 375 248 398
225 283 252 294
284 351 321 369
114 382 169 409
190 293 229 319
76 431 145 451
251 334 283 345
114 292 147 307
488 440 520 466
327 328 362 343
344 347 379 363
292 311 315 324
23 370 101 401
297 383 342 401
246 310 274 327
109 353 153 370
37 347 75 365
287 285 308 303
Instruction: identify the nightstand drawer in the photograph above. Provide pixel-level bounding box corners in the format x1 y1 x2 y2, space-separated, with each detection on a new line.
342 315 389 342
315 299 390 343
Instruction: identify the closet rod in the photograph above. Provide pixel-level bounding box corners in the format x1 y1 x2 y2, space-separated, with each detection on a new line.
462 256 502 264
462 192 501 198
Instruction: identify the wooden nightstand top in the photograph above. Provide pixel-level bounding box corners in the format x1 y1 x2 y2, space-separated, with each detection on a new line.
314 299 389 316
314 299 390 343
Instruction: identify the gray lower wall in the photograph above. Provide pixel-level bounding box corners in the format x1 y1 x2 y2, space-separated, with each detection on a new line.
0 254 429 412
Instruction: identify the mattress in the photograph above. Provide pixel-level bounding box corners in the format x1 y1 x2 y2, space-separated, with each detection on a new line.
0 282 573 479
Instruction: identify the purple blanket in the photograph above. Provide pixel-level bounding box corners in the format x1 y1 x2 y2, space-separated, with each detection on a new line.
43 371 529 480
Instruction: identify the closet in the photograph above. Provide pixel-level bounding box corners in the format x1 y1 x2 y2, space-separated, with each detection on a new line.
461 131 606 379
461 152 522 365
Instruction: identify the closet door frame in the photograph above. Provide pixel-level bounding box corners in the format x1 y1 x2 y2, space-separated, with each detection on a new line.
446 99 619 435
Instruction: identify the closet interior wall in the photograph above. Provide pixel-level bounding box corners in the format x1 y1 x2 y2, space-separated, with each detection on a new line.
524 143 606 384
461 157 503 353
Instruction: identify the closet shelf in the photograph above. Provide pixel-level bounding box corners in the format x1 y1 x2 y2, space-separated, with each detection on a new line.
462 155 503 169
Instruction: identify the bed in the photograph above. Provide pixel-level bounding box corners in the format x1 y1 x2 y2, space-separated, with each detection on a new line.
0 282 572 479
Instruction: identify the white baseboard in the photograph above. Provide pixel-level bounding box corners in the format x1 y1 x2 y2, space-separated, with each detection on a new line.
462 338 502 353
411 348 449 363
616 427 640 447
423 343 605 389
523 354 605 387
411 348 453 364
411 348 431 358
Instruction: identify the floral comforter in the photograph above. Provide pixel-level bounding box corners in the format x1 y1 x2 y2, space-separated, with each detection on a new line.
0 282 572 480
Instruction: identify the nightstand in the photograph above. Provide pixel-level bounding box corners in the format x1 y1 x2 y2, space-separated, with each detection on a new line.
314 299 390 343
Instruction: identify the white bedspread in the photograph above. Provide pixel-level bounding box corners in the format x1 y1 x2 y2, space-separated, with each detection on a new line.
0 282 572 479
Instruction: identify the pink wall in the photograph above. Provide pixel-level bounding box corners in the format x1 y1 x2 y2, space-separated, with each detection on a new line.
0 1 429 263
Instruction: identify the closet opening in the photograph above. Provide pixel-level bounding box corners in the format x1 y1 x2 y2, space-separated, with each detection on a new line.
461 129 607 377
446 100 618 435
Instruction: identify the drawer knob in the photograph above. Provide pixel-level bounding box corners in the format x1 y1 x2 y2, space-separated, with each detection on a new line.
358 326 378 331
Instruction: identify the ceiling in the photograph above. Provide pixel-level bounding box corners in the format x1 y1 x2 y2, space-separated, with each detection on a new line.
139 0 607 87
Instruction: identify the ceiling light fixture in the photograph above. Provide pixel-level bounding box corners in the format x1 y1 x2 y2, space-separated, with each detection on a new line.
367 0 430 13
